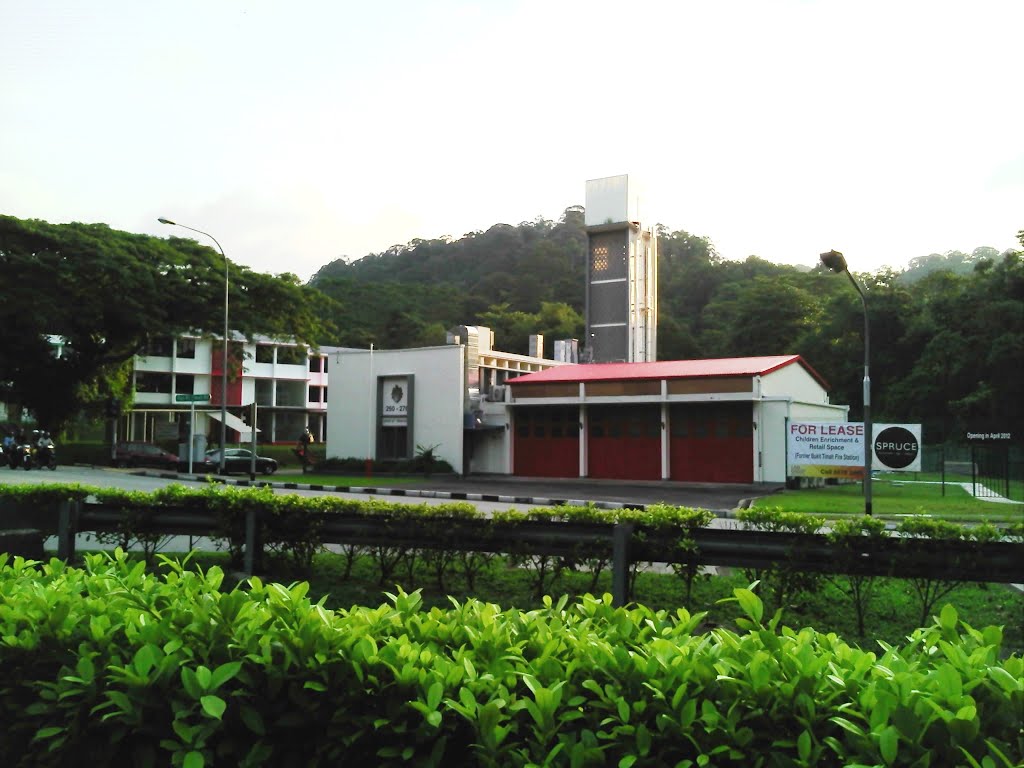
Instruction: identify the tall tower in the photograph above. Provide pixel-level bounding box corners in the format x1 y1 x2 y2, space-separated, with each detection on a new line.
584 174 658 362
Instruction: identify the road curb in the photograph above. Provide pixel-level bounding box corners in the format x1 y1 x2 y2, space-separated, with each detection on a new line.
142 470 651 510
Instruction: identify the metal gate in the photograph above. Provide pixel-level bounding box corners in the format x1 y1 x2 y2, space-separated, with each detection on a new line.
970 444 1009 498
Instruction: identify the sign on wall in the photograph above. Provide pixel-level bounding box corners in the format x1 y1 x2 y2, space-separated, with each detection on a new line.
787 421 866 479
788 421 923 477
381 376 409 427
872 423 922 472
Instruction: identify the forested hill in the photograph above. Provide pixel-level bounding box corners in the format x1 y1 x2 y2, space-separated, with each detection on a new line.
308 211 1023 442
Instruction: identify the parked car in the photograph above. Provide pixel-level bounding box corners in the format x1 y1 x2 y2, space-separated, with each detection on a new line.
113 441 180 470
197 448 278 476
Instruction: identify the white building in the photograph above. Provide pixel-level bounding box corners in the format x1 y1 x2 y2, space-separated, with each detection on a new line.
126 334 345 449
327 346 848 483
326 326 568 474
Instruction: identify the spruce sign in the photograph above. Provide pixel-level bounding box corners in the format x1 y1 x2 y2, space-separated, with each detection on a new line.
872 424 922 471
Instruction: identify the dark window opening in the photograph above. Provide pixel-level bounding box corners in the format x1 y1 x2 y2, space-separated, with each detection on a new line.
277 346 306 365
136 372 172 393
177 338 196 359
145 337 174 358
380 427 408 460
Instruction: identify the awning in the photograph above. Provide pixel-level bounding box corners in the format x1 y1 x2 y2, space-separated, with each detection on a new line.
207 411 261 433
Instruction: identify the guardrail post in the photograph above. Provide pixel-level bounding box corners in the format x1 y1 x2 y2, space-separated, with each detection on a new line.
612 523 634 607
57 500 79 561
243 508 262 576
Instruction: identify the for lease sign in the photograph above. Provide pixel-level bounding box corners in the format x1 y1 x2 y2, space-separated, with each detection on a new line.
788 421 865 479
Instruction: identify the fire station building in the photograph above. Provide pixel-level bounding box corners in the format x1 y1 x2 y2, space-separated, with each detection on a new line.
506 355 847 483
327 339 849 484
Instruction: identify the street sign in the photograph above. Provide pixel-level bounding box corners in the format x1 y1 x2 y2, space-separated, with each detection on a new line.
175 393 211 402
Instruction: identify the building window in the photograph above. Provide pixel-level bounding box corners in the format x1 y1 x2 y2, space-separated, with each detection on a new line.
175 374 195 394
276 381 306 407
277 346 306 365
145 337 174 358
323 357 329 373
255 379 273 406
177 338 196 359
308 385 321 403
309 356 322 373
255 345 275 364
136 372 172 393
322 387 327 403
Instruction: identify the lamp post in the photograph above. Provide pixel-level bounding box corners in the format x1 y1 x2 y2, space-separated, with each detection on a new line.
160 217 229 475
820 249 872 515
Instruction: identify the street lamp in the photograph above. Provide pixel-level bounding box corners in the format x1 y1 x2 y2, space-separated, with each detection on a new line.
159 217 229 474
820 249 872 515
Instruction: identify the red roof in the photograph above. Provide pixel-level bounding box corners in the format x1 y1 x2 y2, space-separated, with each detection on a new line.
508 355 829 390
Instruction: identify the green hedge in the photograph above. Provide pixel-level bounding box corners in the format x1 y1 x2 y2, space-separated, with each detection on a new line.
1 551 1020 767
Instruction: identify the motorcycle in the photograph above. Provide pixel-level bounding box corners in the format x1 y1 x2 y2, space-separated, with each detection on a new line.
33 439 57 470
7 442 33 470
293 444 316 474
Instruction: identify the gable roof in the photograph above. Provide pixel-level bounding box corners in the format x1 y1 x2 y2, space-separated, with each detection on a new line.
507 355 829 390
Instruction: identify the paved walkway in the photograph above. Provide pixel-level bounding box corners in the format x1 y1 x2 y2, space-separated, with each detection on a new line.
888 479 1023 505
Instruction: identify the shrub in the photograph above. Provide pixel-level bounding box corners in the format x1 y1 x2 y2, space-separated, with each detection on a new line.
1 552 1020 767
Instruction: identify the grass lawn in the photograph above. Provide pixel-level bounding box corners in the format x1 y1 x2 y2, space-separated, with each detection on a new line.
754 473 1024 523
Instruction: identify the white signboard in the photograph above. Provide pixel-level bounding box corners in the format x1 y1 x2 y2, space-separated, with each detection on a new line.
381 376 408 427
872 423 922 472
788 421 866 479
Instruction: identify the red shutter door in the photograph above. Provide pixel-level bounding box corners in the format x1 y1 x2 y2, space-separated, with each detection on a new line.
587 405 661 480
669 403 753 483
513 407 579 478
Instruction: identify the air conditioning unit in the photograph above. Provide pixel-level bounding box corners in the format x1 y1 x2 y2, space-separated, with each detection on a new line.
486 385 507 402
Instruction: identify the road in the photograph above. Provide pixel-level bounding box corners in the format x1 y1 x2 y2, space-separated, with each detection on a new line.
0 464 776 514
2 465 772 556
0 465 526 514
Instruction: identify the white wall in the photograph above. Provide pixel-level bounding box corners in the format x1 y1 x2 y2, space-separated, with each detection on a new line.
327 345 466 473
754 363 845 482
761 361 830 403
468 400 512 473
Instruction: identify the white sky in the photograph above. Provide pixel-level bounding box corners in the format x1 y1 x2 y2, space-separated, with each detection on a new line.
2 1 1021 282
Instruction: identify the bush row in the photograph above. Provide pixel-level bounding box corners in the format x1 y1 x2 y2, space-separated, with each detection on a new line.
4 483 1021 540
2 483 1020 642
1 550 1021 767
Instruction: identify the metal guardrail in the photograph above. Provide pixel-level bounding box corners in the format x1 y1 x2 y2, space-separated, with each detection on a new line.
30 501 1021 607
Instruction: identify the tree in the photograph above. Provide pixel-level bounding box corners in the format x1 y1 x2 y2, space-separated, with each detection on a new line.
0 216 333 433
